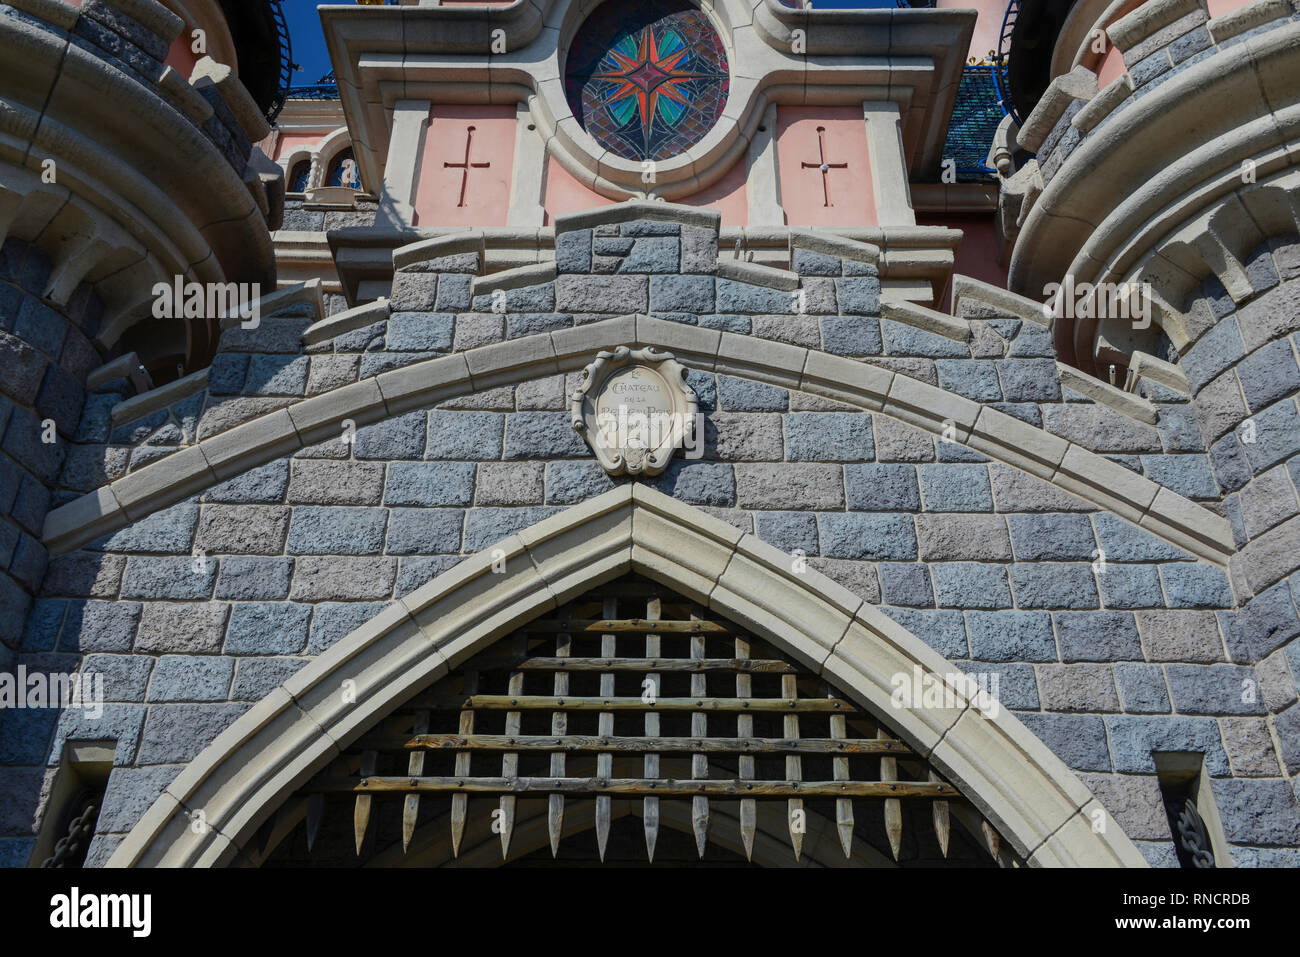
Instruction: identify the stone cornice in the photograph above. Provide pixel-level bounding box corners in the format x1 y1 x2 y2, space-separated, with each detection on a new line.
319 0 974 200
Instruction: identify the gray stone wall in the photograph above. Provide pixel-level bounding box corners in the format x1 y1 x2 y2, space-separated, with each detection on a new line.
1 212 1297 868
0 239 103 679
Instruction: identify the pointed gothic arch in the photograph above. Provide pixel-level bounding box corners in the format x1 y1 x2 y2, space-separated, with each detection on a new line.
109 486 1146 868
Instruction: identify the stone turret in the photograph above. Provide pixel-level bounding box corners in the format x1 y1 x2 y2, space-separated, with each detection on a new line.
0 0 283 673
998 0 1300 781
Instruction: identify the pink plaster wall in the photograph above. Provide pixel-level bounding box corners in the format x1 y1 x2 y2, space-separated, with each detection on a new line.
165 35 200 77
775 106 876 228
937 0 1007 61
413 105 516 228
542 156 748 226
273 132 326 163
919 214 1009 308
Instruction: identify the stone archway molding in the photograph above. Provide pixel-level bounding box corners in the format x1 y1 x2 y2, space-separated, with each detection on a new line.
43 314 1233 564
109 485 1147 868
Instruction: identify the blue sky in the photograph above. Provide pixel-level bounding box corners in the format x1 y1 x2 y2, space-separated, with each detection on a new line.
283 0 896 89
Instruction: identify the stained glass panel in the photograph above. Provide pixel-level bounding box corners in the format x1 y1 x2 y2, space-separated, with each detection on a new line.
565 0 729 163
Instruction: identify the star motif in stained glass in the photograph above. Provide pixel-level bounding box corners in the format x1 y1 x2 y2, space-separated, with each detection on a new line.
566 1 729 163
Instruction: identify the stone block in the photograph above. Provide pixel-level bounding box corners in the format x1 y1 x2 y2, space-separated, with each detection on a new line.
503 411 589 459
705 413 784 461
1160 563 1233 609
545 460 617 505
844 463 921 511
384 461 476 507
555 275 648 313
1042 403 1163 452
1008 513 1097 561
784 412 874 461
1115 663 1172 713
914 513 1011 561
287 460 385 505
735 463 843 510
936 359 1002 401
918 463 992 511
877 562 933 606
649 460 735 507
287 506 388 555
872 416 933 462
120 556 216 600
717 376 787 412
212 555 292 600
965 610 1056 660
1097 564 1164 609
820 316 882 356
1208 778 1300 845
754 511 819 556
353 411 427 460
223 601 312 655
1219 717 1280 776
195 504 289 555
996 358 1061 401
878 607 968 659
1016 713 1111 771
134 602 230 654
385 507 464 555
989 463 1092 512
1163 663 1262 715
148 655 234 702
650 274 715 313
202 461 289 504
818 513 916 561
881 320 968 358
1136 609 1225 662
1092 512 1190 562
230 657 309 701
462 506 561 553
1236 337 1300 412
306 600 392 654
932 563 1012 609
1012 563 1099 609
1037 663 1120 712
135 703 249 765
425 411 504 460
87 502 198 554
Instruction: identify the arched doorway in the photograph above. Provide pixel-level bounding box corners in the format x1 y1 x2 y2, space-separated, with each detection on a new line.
254 573 1011 867
109 486 1146 868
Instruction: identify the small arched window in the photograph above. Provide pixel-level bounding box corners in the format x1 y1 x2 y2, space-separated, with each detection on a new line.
327 147 360 189
289 159 311 193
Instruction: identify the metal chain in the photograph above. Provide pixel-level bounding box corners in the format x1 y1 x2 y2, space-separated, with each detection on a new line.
41 802 99 869
1174 798 1216 869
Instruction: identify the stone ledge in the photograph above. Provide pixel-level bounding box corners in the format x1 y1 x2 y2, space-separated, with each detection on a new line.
1057 364 1159 425
714 257 801 291
952 273 1052 327
787 228 881 267
219 280 324 333
1018 66 1098 153
1071 74 1134 136
554 199 721 234
1108 0 1208 52
1207 0 1293 43
881 298 972 342
392 232 485 272
110 367 209 427
301 299 391 347
469 261 556 298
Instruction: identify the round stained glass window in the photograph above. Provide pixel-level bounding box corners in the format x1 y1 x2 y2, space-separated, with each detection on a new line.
565 0 730 163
